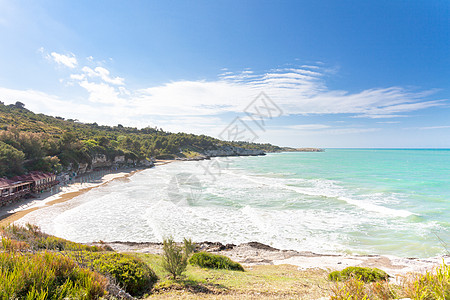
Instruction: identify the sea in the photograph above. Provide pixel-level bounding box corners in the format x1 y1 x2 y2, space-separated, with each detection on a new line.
19 149 450 258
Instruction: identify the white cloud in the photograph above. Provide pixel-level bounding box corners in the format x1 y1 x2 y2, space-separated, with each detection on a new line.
4 55 447 144
287 124 331 130
79 66 124 85
419 125 450 130
278 124 380 136
78 80 125 104
40 53 443 120
49 52 77 68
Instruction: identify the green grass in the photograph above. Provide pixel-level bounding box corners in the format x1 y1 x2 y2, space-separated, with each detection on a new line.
189 252 244 271
132 253 330 299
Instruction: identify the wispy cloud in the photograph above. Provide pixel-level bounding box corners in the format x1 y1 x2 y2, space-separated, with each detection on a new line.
279 124 380 136
48 52 78 68
78 66 125 85
287 124 331 130
54 53 445 119
419 125 450 130
1 51 446 138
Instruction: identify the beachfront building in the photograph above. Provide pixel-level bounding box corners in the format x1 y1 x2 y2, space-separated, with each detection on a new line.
0 172 58 207
19 171 58 193
0 178 33 207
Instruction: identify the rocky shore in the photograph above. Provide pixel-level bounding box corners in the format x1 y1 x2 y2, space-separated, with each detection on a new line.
176 145 266 161
94 240 449 280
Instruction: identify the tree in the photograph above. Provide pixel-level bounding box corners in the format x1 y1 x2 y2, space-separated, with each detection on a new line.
162 237 194 279
0 141 25 177
14 101 25 109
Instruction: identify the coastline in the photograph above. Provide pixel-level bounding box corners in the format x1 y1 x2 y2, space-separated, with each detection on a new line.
0 167 153 227
2 155 448 280
0 159 180 227
97 240 449 280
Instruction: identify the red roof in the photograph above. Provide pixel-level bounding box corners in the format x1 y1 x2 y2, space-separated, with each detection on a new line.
0 178 15 188
0 178 27 188
1 172 55 189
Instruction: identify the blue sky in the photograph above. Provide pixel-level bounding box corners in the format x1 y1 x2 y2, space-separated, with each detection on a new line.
0 0 449 148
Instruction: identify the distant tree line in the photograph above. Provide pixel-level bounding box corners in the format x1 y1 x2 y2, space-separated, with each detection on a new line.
0 102 283 177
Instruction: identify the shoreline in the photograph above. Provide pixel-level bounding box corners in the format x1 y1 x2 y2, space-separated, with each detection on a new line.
0 159 179 227
96 240 449 280
0 167 153 227
2 157 448 278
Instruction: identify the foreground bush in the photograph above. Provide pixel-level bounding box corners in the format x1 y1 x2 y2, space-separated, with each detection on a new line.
330 263 449 300
70 251 157 296
1 224 109 252
0 251 107 299
189 252 244 271
402 262 450 299
329 266 388 282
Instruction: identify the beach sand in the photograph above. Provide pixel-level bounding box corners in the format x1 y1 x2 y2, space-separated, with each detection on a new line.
0 159 178 227
0 168 145 227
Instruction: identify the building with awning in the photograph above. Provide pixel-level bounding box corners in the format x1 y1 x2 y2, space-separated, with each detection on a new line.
0 172 58 207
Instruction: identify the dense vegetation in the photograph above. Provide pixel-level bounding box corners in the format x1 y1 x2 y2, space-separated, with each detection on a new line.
1 225 156 297
0 102 283 177
70 251 158 296
189 252 244 271
1 224 109 252
1 224 448 299
0 251 108 299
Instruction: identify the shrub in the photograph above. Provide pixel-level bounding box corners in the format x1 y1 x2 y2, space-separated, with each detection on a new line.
329 266 388 283
1 224 109 252
1 237 30 252
330 276 398 300
189 252 244 271
70 251 157 296
402 262 450 299
330 263 450 299
162 237 194 279
0 251 107 299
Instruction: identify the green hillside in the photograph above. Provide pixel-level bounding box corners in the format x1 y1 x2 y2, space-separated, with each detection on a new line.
0 102 283 177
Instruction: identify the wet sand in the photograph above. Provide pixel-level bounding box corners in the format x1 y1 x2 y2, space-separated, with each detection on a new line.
0 168 145 227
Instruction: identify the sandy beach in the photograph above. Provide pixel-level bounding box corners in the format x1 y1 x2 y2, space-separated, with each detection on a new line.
0 168 145 227
0 159 179 227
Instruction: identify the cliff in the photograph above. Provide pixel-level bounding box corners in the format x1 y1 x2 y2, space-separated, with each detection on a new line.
203 145 265 157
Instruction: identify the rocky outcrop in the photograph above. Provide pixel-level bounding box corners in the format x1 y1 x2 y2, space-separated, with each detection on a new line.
92 154 110 168
203 145 265 157
282 147 325 152
74 155 154 174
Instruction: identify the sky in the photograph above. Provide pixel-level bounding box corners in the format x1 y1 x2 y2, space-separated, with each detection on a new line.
0 0 449 148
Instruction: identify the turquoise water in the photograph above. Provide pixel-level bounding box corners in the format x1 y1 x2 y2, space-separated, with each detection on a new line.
20 149 450 258
230 149 450 257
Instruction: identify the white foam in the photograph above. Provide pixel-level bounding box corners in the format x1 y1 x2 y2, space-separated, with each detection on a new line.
15 158 442 257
